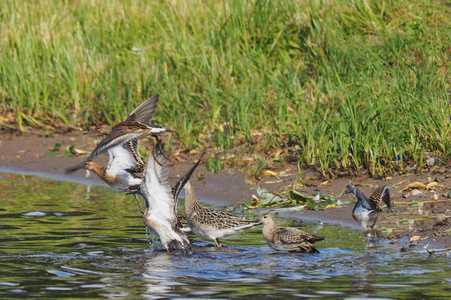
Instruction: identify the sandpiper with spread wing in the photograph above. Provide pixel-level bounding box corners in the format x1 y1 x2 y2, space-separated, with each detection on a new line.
137 142 190 251
346 183 392 252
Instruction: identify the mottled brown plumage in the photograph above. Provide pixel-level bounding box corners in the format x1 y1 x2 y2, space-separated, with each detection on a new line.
176 212 190 233
85 124 145 173
85 121 171 163
259 213 323 253
184 180 260 247
368 186 392 212
67 95 170 173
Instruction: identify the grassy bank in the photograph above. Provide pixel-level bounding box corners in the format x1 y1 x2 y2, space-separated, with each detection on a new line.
1 0 450 177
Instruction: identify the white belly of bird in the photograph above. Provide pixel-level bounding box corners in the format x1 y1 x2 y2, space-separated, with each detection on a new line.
190 224 238 241
360 213 376 233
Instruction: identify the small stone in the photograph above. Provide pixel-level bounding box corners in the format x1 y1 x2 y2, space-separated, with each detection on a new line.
410 235 422 242
431 191 439 200
434 214 449 226
426 157 436 166
410 189 423 197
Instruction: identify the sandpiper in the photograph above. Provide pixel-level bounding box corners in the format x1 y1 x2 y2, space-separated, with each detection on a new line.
138 143 190 251
85 125 145 173
259 213 324 253
346 184 392 251
67 95 170 172
84 93 160 169
183 180 260 248
83 120 171 166
81 139 145 212
82 160 141 193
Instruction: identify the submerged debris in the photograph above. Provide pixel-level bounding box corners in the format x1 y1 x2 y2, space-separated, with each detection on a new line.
240 187 341 211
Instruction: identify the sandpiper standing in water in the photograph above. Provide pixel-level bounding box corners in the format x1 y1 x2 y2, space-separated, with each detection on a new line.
259 213 324 253
183 180 261 248
346 183 392 252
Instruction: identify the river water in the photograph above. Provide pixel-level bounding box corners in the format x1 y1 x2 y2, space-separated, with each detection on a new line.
1 172 450 299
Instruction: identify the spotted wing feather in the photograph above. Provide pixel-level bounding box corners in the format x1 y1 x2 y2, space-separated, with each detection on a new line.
193 207 257 229
276 227 323 244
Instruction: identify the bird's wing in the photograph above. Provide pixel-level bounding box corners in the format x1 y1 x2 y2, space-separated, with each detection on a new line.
126 139 145 167
194 206 256 229
172 150 205 201
141 144 175 224
276 227 311 244
108 144 139 171
85 127 147 162
380 186 392 210
346 184 373 210
368 186 389 211
126 95 159 124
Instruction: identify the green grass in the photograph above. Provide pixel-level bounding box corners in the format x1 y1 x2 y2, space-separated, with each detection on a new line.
1 0 450 177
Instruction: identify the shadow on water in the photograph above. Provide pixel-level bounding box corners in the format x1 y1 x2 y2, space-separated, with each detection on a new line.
1 172 451 299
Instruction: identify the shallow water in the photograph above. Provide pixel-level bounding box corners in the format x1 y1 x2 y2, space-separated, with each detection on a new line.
1 172 451 299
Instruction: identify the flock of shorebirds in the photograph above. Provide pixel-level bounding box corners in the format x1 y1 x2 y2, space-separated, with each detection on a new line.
67 95 393 254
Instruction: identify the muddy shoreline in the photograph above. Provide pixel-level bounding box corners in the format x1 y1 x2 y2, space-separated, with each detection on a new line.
1 129 450 250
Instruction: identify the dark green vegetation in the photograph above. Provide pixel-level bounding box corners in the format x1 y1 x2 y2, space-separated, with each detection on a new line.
1 0 450 177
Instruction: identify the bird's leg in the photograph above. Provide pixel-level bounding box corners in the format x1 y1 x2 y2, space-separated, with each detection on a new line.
363 228 372 254
134 193 144 214
214 239 222 248
373 230 378 253
366 234 371 254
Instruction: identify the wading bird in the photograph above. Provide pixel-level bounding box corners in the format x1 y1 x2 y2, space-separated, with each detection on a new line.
259 213 324 253
346 183 392 252
184 180 260 248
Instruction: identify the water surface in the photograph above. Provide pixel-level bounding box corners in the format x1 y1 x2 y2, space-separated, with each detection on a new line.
1 173 450 299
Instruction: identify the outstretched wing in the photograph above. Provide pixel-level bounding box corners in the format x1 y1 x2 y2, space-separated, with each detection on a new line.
172 149 206 201
126 95 159 124
380 186 392 211
369 186 391 211
347 184 373 210
85 124 169 162
141 143 175 224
